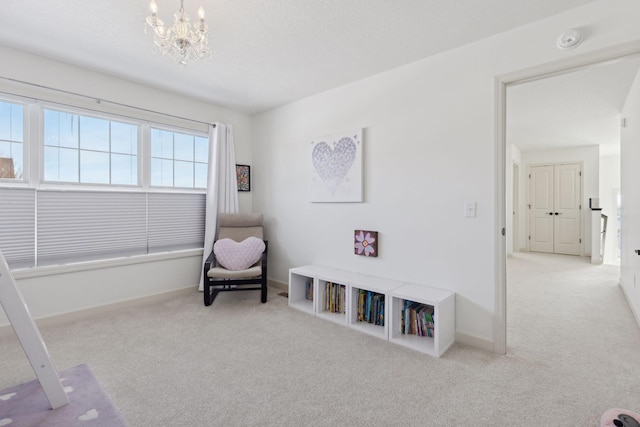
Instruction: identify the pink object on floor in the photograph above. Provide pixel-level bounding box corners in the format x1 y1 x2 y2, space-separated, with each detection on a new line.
600 408 640 427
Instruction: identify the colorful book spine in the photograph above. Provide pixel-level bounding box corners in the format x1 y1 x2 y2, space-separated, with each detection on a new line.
355 290 385 327
400 300 435 337
305 280 313 300
324 282 346 313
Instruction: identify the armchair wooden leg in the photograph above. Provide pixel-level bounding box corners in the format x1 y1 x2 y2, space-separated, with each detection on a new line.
204 282 212 306
261 280 267 303
204 283 224 306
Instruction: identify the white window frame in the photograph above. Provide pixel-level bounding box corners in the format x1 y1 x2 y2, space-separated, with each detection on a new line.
148 124 209 191
39 104 143 189
0 96 31 186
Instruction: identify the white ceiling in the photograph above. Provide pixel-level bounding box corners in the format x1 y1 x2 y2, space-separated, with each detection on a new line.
1 0 636 155
507 58 640 156
0 0 601 114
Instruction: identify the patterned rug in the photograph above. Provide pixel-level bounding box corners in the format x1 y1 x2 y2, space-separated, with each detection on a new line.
0 364 127 426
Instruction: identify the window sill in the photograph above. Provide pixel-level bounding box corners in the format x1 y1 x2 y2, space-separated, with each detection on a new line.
12 248 204 279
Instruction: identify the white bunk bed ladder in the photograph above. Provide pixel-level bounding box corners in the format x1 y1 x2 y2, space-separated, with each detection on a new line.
0 250 69 409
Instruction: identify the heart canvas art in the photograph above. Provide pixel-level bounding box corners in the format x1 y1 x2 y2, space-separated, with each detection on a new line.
310 129 362 202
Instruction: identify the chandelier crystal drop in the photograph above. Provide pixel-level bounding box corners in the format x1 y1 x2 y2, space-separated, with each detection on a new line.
145 0 210 65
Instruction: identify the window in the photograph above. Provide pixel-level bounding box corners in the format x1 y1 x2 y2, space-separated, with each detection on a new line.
0 100 24 180
0 98 210 270
43 109 138 185
150 128 208 188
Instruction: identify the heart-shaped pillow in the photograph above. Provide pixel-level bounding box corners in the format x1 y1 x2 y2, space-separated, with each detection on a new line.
214 237 265 271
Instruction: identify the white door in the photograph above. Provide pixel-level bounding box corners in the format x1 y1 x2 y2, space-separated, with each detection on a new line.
529 165 554 253
528 163 582 255
553 163 582 255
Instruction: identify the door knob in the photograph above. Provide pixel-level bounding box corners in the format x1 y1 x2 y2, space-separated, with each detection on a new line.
554 212 562 215
548 212 554 216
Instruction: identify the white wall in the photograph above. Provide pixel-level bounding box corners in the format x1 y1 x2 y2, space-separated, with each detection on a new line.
620 68 640 324
3 252 202 325
252 0 640 348
521 145 599 256
600 154 621 264
0 45 253 326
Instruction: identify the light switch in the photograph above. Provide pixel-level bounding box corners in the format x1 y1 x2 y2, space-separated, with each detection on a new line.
464 201 476 218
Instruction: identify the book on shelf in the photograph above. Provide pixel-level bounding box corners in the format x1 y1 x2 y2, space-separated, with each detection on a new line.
356 289 385 327
324 281 346 313
400 300 434 337
305 280 313 300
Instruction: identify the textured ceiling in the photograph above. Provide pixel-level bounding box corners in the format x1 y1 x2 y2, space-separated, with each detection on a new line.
0 0 601 114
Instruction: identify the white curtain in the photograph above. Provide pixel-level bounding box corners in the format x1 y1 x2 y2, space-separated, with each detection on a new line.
199 123 239 291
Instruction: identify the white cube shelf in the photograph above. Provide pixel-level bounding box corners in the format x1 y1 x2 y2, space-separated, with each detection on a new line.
289 265 456 357
389 284 456 357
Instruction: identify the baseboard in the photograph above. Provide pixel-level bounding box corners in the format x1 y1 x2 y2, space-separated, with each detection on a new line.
619 278 640 329
456 331 495 353
268 278 288 291
1 280 288 333
0 285 196 333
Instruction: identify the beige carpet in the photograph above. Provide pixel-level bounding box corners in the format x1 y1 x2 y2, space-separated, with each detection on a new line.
1 253 639 426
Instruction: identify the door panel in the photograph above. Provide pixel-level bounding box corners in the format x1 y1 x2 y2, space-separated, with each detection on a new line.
532 217 553 248
557 168 578 209
557 218 578 243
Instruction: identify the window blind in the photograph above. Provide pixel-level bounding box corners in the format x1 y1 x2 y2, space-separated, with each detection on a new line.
0 188 35 268
147 193 205 253
37 190 147 266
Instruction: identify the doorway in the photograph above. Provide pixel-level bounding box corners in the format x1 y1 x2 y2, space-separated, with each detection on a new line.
528 162 582 255
495 47 640 355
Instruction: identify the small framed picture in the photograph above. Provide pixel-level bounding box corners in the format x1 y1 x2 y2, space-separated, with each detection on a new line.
236 164 251 192
354 230 378 257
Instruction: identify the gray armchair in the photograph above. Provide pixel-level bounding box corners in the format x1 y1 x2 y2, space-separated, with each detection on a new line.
203 213 268 306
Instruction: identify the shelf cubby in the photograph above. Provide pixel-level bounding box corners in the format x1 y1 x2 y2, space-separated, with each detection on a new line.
316 278 348 325
389 284 455 357
347 274 404 340
288 267 318 315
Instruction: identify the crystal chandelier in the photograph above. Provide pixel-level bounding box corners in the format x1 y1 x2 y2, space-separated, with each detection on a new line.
145 0 210 65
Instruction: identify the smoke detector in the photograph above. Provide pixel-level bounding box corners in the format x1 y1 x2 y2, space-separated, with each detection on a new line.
557 29 583 50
